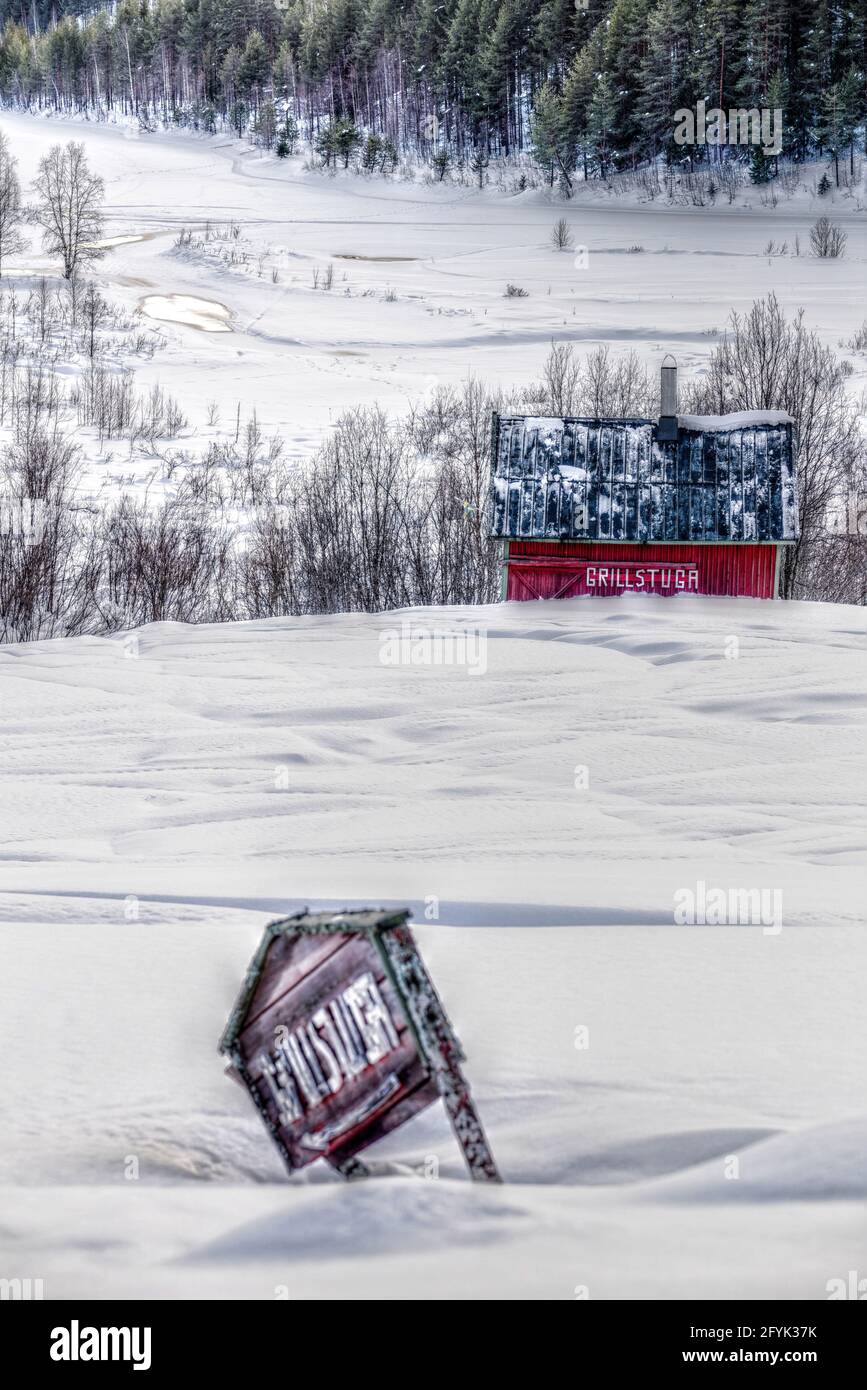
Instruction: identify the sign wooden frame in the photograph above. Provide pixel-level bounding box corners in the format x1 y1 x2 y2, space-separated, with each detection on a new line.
220 908 500 1182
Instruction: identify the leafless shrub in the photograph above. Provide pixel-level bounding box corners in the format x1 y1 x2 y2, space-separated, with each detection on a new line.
810 217 847 258
582 345 656 416
11 363 63 441
233 393 502 616
99 496 236 627
837 159 863 191
238 503 302 618
776 163 800 198
716 162 744 204
406 376 503 604
635 166 662 200
603 166 662 200
682 292 864 600
70 368 186 445
132 383 187 445
0 425 100 642
79 281 110 359
72 365 137 440
126 330 159 358
540 341 581 414
530 342 655 418
796 536 867 605
845 322 867 351
551 218 573 250
504 283 528 297
665 164 737 207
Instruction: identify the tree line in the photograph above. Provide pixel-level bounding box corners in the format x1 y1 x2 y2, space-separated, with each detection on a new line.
0 1 863 183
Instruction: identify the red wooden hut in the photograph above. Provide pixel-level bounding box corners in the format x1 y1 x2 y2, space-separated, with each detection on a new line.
489 359 798 600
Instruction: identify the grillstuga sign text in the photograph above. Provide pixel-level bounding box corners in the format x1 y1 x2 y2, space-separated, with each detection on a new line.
582 561 699 593
220 908 500 1181
259 970 401 1125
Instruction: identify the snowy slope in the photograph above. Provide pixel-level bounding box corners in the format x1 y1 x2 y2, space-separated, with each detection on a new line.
1 111 865 479
1 596 865 1299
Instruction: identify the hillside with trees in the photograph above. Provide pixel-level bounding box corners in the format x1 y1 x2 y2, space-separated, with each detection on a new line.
0 1 863 183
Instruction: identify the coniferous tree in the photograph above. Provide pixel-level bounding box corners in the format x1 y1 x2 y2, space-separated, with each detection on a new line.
763 69 790 163
816 70 860 185
748 143 770 183
640 0 702 162
530 80 568 186
238 30 269 111
562 27 604 180
601 0 653 166
586 71 618 178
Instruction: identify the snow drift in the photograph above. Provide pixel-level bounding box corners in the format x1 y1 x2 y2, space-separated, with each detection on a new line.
0 595 865 1298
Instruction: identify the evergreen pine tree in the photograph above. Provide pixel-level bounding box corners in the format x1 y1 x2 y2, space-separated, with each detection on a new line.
601 0 653 165
748 143 770 183
561 27 604 181
530 81 569 187
586 71 618 178
640 0 706 163
763 68 790 164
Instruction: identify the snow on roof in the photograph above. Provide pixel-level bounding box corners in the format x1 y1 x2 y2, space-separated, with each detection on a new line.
677 410 794 431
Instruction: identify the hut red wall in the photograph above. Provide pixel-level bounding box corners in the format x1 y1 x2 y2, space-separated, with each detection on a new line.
505 542 778 600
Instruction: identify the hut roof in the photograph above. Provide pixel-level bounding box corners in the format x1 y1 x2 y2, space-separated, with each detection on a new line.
489 413 798 544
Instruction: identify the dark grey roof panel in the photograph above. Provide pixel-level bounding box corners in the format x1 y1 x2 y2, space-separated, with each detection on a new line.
489 414 798 543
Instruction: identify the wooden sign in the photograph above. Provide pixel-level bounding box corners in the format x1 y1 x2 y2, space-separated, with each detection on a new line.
220 908 500 1181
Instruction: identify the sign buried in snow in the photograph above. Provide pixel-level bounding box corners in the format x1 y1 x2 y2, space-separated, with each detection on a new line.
220 908 500 1181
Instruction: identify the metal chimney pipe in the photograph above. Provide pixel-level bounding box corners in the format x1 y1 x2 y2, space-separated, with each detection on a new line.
660 354 678 416
657 354 678 441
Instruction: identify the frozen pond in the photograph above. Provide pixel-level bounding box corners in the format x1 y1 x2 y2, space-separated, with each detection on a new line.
139 293 232 332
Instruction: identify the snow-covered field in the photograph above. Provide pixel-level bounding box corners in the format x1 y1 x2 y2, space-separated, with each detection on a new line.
1 597 865 1299
1 110 866 480
0 115 865 1300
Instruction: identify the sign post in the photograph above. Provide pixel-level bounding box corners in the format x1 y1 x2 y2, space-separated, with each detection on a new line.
220 908 500 1182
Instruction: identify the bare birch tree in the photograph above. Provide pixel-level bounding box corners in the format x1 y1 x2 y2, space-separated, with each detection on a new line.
32 142 106 281
682 294 864 601
0 131 25 277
